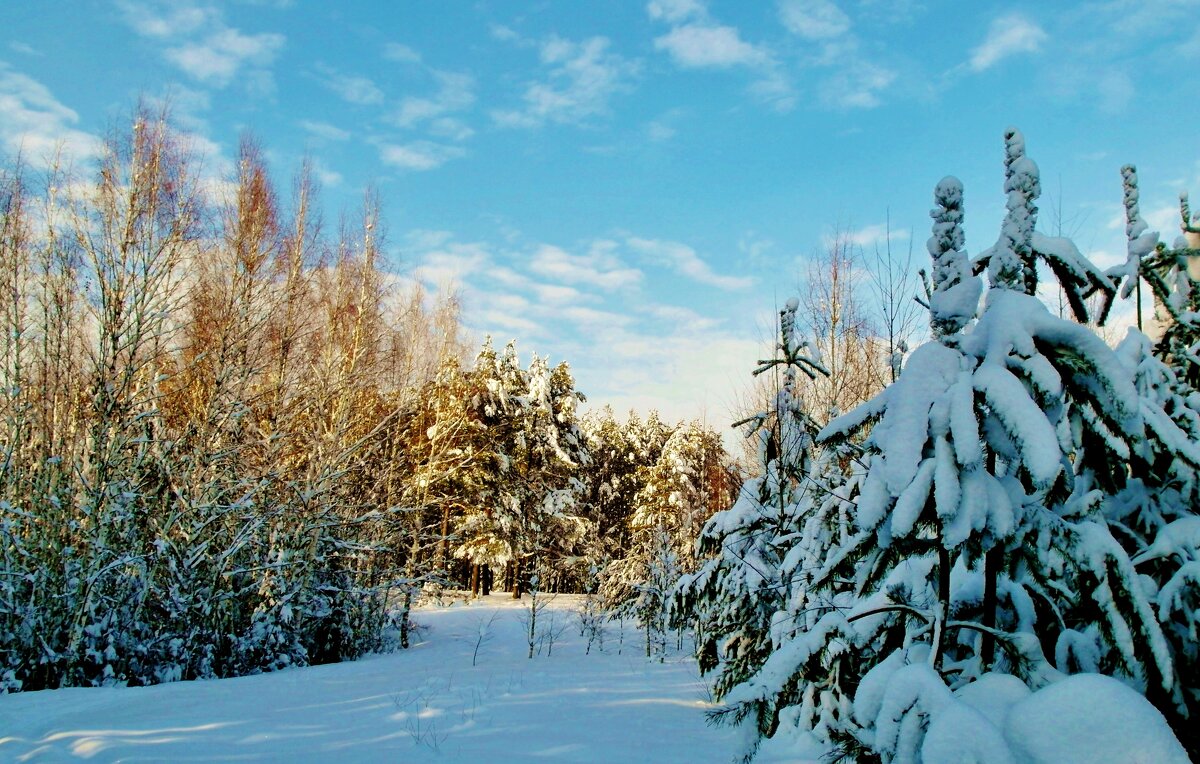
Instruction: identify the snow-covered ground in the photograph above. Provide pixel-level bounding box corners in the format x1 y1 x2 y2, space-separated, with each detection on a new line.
0 594 815 763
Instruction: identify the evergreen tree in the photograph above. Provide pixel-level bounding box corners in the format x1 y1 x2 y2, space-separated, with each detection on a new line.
706 129 1190 761
454 340 590 597
1103 168 1200 753
669 297 828 755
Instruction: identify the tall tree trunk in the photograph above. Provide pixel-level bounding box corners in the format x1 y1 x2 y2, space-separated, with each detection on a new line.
481 564 491 596
981 450 1000 669
981 545 1001 669
937 544 951 671
437 504 451 572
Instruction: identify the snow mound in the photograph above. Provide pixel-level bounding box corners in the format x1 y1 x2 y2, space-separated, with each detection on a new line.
1004 674 1189 764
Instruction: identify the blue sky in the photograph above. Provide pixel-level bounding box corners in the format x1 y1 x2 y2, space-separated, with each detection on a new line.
3 0 1198 425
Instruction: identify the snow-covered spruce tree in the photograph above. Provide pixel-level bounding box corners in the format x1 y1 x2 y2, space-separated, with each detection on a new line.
579 407 641 568
454 340 591 598
520 355 593 592
668 297 828 743
1114 168 1200 385
715 130 1189 761
604 418 734 647
454 337 525 588
1103 167 1200 753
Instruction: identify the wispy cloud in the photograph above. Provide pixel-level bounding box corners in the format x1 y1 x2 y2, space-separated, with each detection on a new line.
8 42 41 56
383 41 421 63
825 223 910 250
643 303 722 332
529 243 644 289
394 70 475 128
561 305 634 328
654 24 769 68
427 117 474 142
164 28 283 87
117 0 214 38
410 240 491 289
314 64 383 105
0 63 100 163
626 237 753 290
298 119 350 141
119 2 284 90
378 140 466 171
401 227 757 427
775 0 897 110
821 60 896 108
648 1 794 110
778 0 851 40
646 0 705 23
311 158 343 188
646 118 677 142
969 14 1047 72
492 35 636 128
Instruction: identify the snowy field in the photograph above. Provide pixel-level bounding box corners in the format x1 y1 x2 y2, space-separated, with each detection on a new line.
0 594 817 763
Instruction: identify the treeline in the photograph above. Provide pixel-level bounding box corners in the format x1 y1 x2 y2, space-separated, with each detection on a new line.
405 344 740 609
0 107 739 692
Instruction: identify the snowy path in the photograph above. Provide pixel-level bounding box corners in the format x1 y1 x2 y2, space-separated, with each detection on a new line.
0 594 788 763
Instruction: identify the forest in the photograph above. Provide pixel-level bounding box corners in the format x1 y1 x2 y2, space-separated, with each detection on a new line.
3 107 1200 763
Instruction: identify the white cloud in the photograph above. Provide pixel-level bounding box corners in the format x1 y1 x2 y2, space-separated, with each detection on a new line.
778 0 851 40
648 5 793 109
383 42 421 63
314 65 384 105
647 0 705 23
825 223 910 250
165 28 285 87
490 25 520 43
653 24 768 68
492 36 635 128
411 241 490 289
626 237 754 290
428 117 474 141
394 70 475 128
401 226 760 430
529 243 643 289
118 1 214 38
532 282 588 305
647 120 676 142
1144 203 1186 237
378 141 466 171
8 42 40 56
481 309 540 335
561 306 634 328
579 331 762 433
821 60 896 108
969 14 1047 72
0 63 100 164
119 3 284 91
644 304 722 332
312 159 343 188
298 119 350 141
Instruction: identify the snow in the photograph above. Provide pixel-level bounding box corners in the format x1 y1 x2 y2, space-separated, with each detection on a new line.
853 661 1187 764
1004 674 1190 764
0 594 740 763
922 700 1014 764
